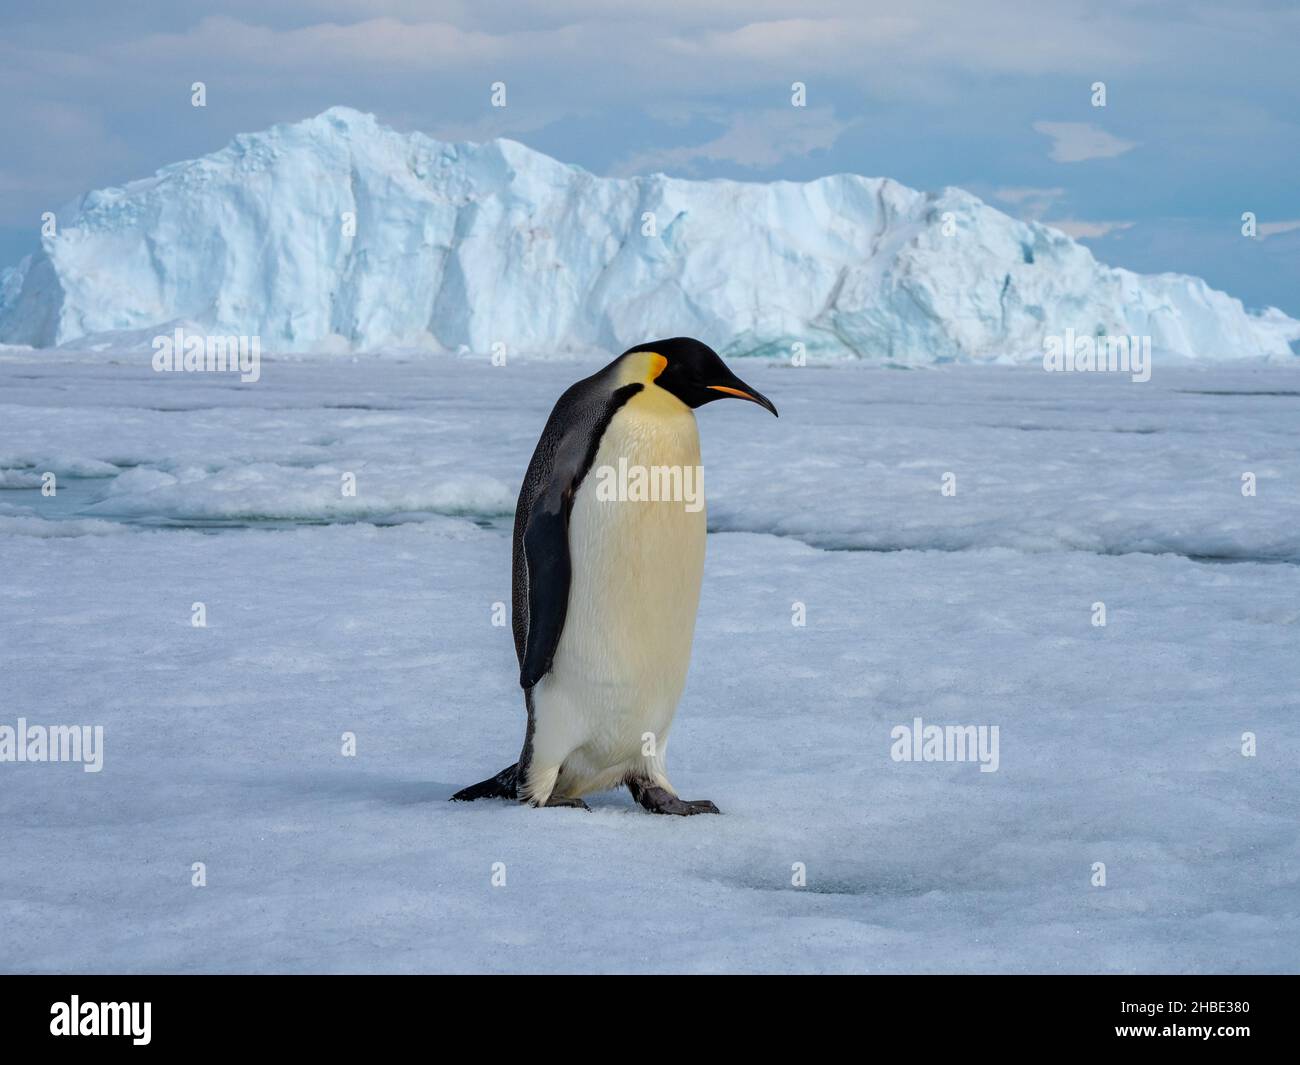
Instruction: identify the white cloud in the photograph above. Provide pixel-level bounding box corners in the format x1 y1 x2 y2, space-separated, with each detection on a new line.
1032 121 1137 163
1047 220 1135 239
1258 220 1300 238
664 4 1147 78
112 15 534 71
422 109 573 145
992 186 1066 220
615 107 853 175
994 186 1065 204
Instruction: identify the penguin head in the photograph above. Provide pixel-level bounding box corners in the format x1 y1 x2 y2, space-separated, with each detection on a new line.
622 337 778 416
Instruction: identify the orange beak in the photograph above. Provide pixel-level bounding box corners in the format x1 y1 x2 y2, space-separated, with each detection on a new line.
707 383 779 416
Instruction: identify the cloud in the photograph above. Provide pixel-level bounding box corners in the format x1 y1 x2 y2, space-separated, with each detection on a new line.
113 15 522 71
1046 220 1135 239
992 186 1066 220
614 107 853 175
1258 220 1300 238
421 108 573 145
664 5 1147 79
1032 121 1137 163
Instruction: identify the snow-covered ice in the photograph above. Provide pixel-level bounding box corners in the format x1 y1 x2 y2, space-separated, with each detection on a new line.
1 353 1297 973
2 107 1297 362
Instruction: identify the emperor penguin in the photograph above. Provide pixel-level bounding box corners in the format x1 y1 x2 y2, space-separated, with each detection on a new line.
452 337 777 814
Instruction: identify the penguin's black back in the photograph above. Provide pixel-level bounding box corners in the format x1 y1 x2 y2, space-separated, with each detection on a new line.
510 358 642 689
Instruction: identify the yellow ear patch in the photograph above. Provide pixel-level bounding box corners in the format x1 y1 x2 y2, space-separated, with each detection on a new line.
617 351 670 386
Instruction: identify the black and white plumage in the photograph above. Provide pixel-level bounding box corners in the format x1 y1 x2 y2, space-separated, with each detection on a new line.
452 337 776 814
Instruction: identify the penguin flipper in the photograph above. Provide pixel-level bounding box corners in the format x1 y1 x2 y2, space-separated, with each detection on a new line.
514 379 645 691
518 495 571 690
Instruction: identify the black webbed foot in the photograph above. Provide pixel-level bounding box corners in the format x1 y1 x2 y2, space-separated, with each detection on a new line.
542 794 591 810
627 780 720 816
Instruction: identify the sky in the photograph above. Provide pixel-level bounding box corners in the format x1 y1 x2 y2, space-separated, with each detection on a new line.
1 0 1297 314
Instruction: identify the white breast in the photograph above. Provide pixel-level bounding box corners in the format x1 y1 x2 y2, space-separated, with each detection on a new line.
527 383 707 801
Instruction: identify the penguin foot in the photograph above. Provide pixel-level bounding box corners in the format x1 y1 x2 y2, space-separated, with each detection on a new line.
542 795 591 810
450 763 518 802
627 781 720 816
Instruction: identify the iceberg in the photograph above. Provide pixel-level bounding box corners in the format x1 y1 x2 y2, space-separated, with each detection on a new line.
1 106 1296 361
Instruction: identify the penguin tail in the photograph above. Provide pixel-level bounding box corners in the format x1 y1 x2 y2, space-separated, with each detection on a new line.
450 763 519 802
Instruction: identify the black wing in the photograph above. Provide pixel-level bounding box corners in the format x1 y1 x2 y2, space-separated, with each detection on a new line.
512 370 642 690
